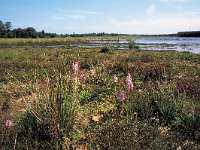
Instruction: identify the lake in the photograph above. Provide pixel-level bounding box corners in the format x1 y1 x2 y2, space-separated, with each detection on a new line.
47 37 200 54
135 37 200 54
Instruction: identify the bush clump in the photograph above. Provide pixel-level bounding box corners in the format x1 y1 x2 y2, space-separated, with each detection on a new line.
128 39 139 50
100 46 111 53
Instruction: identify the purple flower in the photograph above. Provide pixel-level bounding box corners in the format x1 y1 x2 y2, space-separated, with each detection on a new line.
5 119 12 127
114 74 118 83
119 90 125 101
126 73 134 90
72 62 78 74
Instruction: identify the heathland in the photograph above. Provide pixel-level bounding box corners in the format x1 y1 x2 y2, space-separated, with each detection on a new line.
0 37 200 149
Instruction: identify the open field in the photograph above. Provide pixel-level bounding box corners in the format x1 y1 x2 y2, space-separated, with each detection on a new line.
0 38 200 149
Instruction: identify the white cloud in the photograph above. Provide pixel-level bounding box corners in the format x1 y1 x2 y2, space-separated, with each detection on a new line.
97 12 200 34
53 14 85 20
53 8 101 21
147 4 156 15
57 8 100 15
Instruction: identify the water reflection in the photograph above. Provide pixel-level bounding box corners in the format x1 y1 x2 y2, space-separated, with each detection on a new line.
136 37 200 54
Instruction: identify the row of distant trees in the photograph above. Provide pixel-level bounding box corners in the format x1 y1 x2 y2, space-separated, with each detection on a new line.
60 32 120 37
0 20 57 38
0 20 122 38
177 31 200 37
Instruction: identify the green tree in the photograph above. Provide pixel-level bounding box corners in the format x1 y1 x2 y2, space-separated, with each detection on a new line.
26 27 38 38
4 22 12 30
0 20 5 38
4 22 12 37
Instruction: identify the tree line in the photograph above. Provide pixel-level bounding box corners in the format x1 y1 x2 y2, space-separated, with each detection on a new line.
0 20 57 38
177 31 200 37
0 20 123 38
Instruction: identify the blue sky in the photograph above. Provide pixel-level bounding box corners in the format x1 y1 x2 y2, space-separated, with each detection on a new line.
1 0 200 34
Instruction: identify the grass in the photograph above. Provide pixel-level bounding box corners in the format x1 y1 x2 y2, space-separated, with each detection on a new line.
0 38 200 149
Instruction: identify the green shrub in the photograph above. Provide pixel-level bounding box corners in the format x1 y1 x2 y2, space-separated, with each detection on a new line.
128 39 139 50
79 90 92 105
100 46 111 53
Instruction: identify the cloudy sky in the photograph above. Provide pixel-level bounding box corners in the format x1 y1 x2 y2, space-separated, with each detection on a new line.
1 0 200 34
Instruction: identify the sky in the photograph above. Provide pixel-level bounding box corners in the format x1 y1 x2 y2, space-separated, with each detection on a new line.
1 0 200 34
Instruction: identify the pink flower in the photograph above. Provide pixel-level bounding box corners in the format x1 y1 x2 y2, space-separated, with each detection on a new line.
188 109 195 115
5 119 12 127
72 62 78 74
126 73 134 90
119 90 125 101
176 87 180 93
79 73 85 80
184 84 190 90
114 74 118 83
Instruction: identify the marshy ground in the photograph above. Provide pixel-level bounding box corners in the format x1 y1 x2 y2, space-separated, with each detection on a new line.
0 37 200 149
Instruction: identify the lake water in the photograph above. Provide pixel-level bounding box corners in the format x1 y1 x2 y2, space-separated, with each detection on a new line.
47 37 200 54
135 37 200 54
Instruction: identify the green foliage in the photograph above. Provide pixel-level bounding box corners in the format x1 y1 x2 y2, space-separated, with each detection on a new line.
100 45 111 53
128 39 139 50
79 91 92 105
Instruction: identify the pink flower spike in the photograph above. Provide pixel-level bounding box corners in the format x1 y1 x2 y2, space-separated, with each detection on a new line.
79 73 85 80
114 74 118 83
5 119 12 128
176 87 180 93
126 73 132 82
72 62 78 74
127 82 134 90
185 84 190 90
119 90 125 102
126 73 134 90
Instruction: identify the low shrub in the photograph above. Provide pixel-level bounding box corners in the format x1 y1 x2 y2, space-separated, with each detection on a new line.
100 46 111 53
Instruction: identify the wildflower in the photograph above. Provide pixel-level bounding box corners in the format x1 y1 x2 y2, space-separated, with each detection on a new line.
188 109 195 115
113 74 118 83
119 90 125 101
176 87 180 93
184 84 190 90
79 72 85 80
126 73 134 90
5 119 12 128
72 62 78 74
